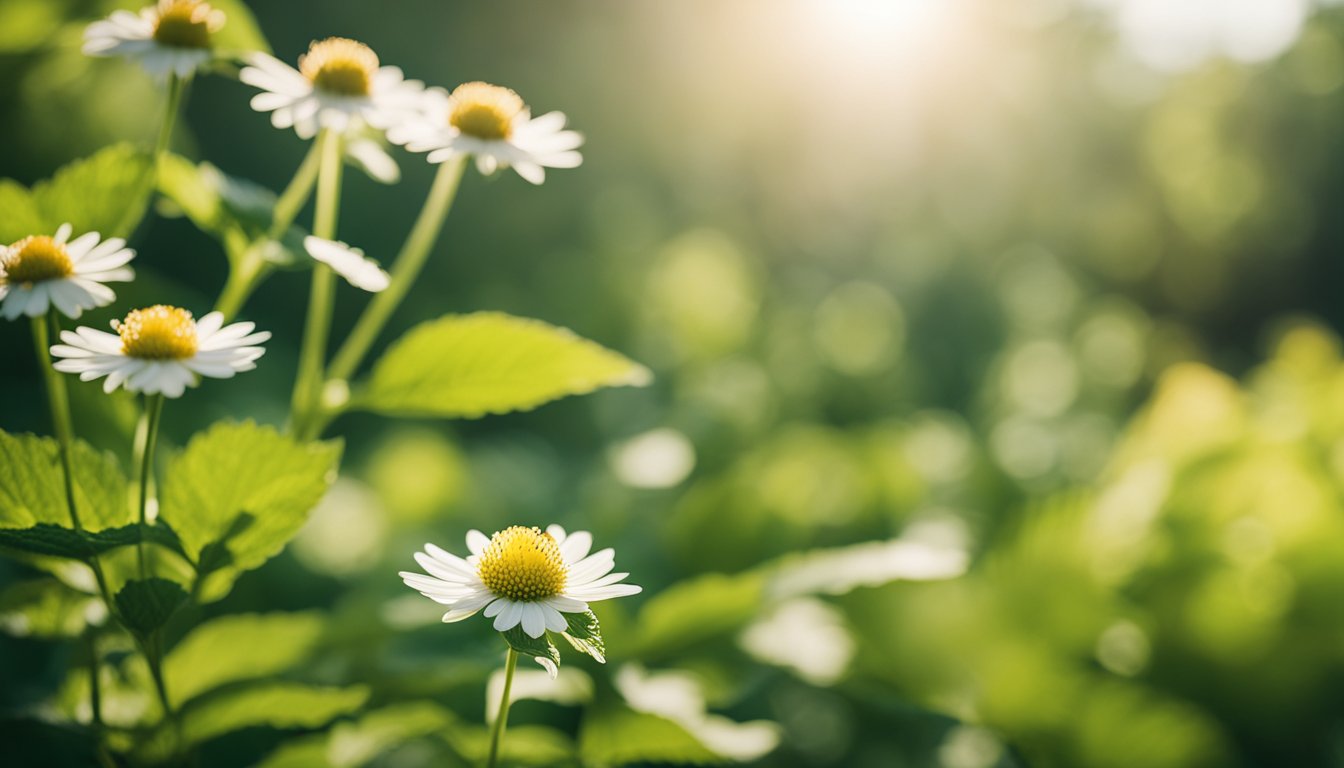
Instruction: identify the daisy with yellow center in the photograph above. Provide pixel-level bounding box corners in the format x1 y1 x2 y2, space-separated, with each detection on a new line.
0 224 135 320
390 81 584 184
240 37 429 139
83 0 225 79
401 525 640 640
50 306 270 398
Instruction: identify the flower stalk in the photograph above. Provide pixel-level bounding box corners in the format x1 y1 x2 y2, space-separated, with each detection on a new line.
134 394 165 579
486 647 519 768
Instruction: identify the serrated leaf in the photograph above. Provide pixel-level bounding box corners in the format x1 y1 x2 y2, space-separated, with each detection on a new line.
0 429 131 532
356 312 651 419
165 612 325 707
0 579 103 639
157 421 341 599
31 143 154 238
503 626 562 676
0 179 43 243
579 705 722 766
562 610 606 663
114 578 188 638
0 523 183 561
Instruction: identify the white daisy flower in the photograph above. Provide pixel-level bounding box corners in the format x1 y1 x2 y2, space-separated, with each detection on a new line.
240 37 428 140
82 0 226 79
50 306 270 399
388 81 584 185
304 236 390 293
0 224 135 321
401 525 641 640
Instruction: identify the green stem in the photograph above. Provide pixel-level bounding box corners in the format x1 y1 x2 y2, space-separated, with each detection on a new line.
33 312 115 604
87 633 103 728
486 647 519 768
134 395 165 580
327 155 467 385
213 142 323 321
289 130 344 437
154 73 185 164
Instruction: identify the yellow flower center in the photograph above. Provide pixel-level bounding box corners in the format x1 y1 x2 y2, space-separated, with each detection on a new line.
3 236 73 285
151 0 222 49
449 82 525 141
299 37 379 97
115 305 199 360
477 526 568 602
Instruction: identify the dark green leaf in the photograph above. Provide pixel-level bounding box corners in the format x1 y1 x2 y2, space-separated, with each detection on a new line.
0 522 183 561
114 578 188 638
503 626 562 675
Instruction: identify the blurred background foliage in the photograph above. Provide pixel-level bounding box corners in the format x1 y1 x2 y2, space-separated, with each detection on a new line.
3 0 1344 766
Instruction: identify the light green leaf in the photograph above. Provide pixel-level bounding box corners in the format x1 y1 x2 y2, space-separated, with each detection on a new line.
503 626 562 677
257 702 456 768
0 179 43 242
448 724 577 767
0 579 102 639
157 153 279 239
0 429 131 532
179 682 368 747
629 572 766 660
114 578 188 638
157 421 341 598
579 705 722 766
31 143 154 238
562 610 606 664
165 612 326 707
356 312 651 419
0 522 183 562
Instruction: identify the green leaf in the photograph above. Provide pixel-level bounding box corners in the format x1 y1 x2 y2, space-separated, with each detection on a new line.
0 523 182 561
356 312 652 419
629 572 766 660
157 421 341 599
0 179 43 243
447 724 577 767
0 429 131 532
31 143 154 238
179 682 368 747
579 705 722 766
165 612 326 706
0 579 102 639
257 702 456 768
114 578 188 638
503 626 562 676
562 610 606 664
157 153 280 241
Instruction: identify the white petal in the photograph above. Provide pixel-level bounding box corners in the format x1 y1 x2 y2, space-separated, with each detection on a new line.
466 530 490 556
493 601 525 632
567 549 616 583
542 604 569 632
559 531 592 564
520 603 546 638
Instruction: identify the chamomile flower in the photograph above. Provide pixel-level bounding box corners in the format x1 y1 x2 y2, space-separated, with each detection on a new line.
50 306 270 398
388 82 584 184
401 525 641 639
304 236 390 293
0 224 135 321
240 37 427 139
82 0 225 79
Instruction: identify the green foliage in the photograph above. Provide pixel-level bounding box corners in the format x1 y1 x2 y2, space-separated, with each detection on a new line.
562 610 606 664
579 705 722 766
504 625 562 674
0 143 155 241
0 578 100 639
629 572 766 660
0 522 182 561
257 702 455 768
114 578 188 639
157 421 340 599
356 312 652 418
0 429 130 531
448 724 577 766
164 612 326 706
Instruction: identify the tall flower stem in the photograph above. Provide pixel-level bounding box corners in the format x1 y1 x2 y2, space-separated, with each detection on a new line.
214 141 323 321
486 647 519 768
290 129 344 437
326 156 467 384
134 394 165 580
155 73 186 163
32 311 113 603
